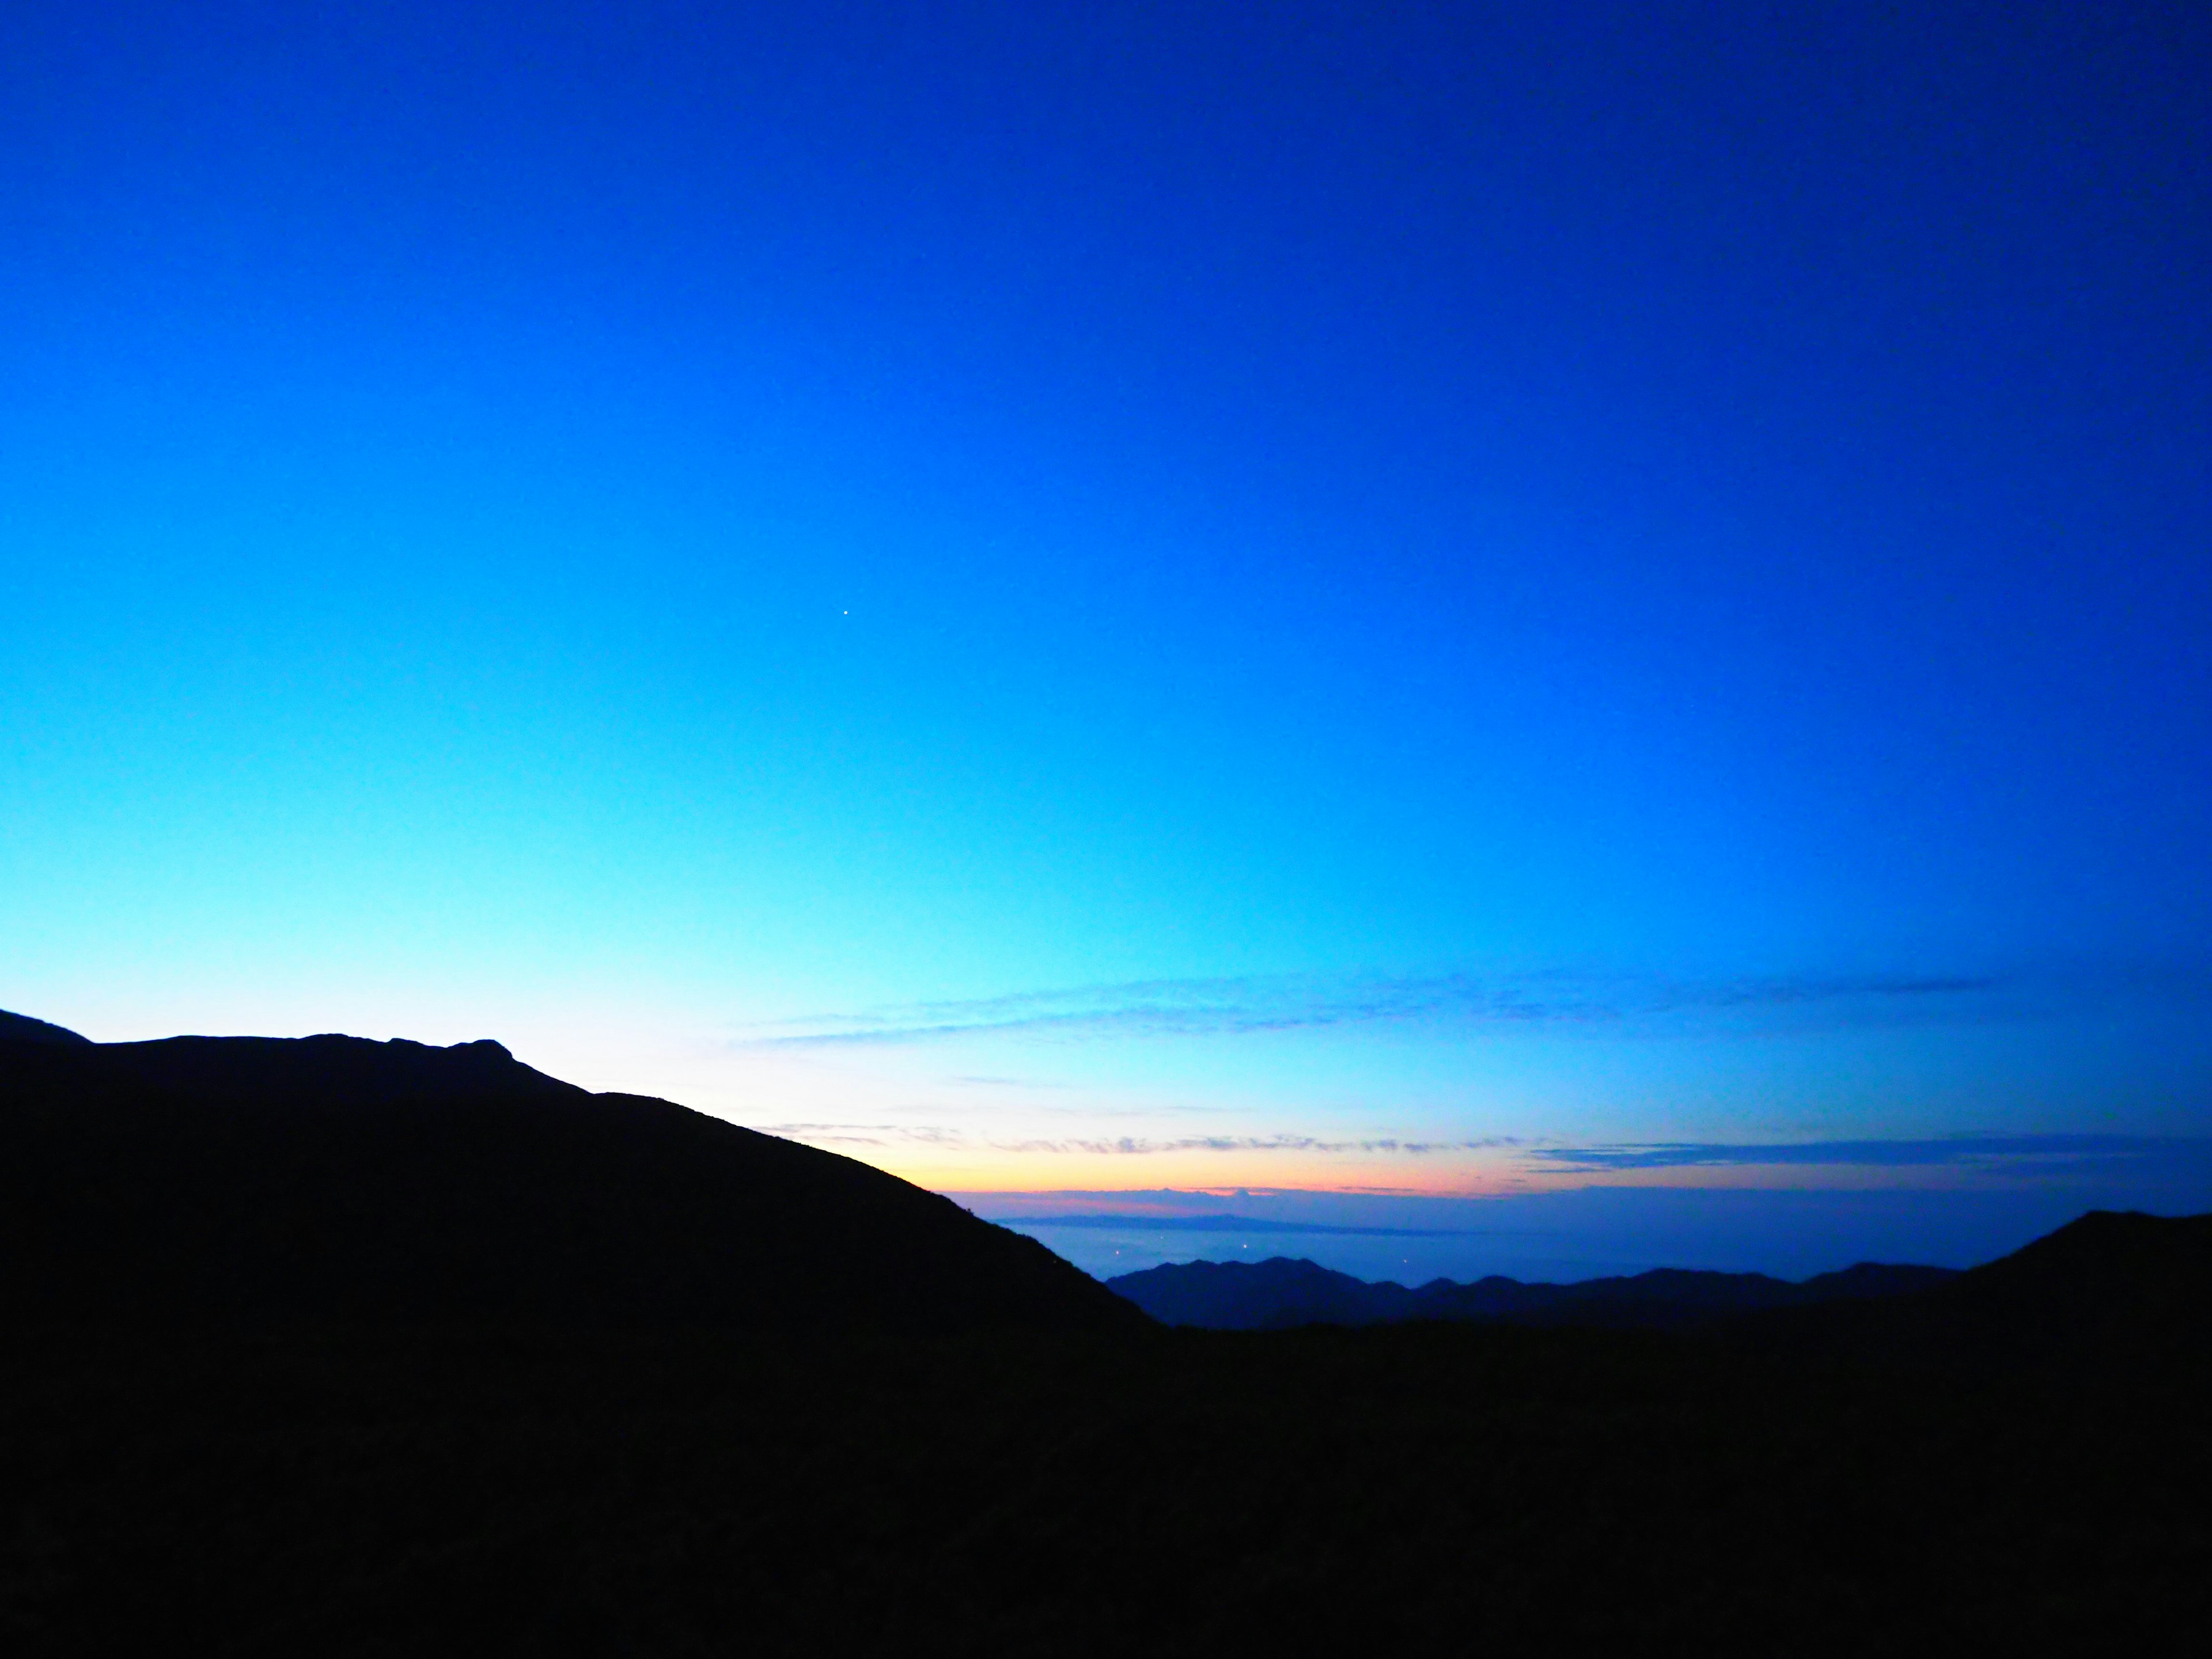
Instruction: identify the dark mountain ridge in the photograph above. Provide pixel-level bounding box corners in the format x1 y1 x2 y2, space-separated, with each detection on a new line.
0 1009 92 1046
1109 1253 1959 1332
6 1010 2203 1363
5 1013 2210 1648
0 1024 1139 1333
1732 1207 2212 1369
1112 1211 2212 1371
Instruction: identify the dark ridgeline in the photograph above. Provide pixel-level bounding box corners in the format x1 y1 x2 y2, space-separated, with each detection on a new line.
1109 1253 1960 1332
1116 1215 2212 1370
1729 1206 2212 1371
0 1009 93 1046
12 1007 2198 1359
5 1010 2210 1653
0 1021 1139 1334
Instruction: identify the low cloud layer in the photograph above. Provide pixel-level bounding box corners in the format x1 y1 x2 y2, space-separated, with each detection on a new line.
757 1120 2209 1187
986 1213 1471 1237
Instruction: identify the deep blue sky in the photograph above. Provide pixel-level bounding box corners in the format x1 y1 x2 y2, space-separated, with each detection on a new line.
4 3 2208 1245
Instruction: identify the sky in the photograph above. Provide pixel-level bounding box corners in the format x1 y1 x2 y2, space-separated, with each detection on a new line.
4 2 2209 1275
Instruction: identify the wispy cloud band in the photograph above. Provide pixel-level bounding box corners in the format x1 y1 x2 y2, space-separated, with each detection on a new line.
757 1124 1528 1156
755 1122 2206 1179
738 966 2046 1049
1528 1134 2195 1172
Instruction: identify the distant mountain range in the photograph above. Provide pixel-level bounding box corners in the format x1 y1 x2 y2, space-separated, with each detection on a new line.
0 1014 1139 1333
1111 1211 2212 1369
1108 1253 1960 1331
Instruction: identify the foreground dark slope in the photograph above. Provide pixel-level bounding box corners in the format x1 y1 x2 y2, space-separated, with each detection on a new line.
7 1306 2209 1653
0 1031 1137 1333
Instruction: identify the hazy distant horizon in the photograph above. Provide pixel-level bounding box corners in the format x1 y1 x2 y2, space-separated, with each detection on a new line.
959 1179 2212 1284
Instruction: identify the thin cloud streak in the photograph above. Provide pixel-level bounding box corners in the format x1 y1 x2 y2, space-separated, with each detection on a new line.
756 1122 2210 1181
756 1124 1528 1156
738 968 2018 1049
1529 1135 2203 1172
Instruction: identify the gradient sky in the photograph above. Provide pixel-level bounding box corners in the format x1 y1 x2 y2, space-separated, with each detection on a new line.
5 3 2209 1262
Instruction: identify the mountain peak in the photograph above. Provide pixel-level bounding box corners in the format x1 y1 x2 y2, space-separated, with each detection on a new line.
0 1031 1143 1334
0 1009 92 1046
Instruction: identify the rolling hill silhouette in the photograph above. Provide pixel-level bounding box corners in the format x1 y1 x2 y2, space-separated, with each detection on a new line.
0 1020 1139 1333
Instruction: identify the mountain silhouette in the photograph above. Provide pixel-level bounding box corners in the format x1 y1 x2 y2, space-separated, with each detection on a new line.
1734 1207 2212 1369
1112 1211 2212 1370
6 1014 2209 1649
1109 1253 1958 1331
0 1025 1141 1333
0 1009 91 1045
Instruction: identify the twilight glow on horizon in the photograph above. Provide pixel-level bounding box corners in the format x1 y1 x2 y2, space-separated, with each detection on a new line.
5 3 2209 1265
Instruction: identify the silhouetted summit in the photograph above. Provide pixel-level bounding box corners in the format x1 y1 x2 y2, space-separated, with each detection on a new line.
1110 1253 1958 1331
1738 1208 2212 1369
0 1028 1140 1332
0 1009 91 1046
